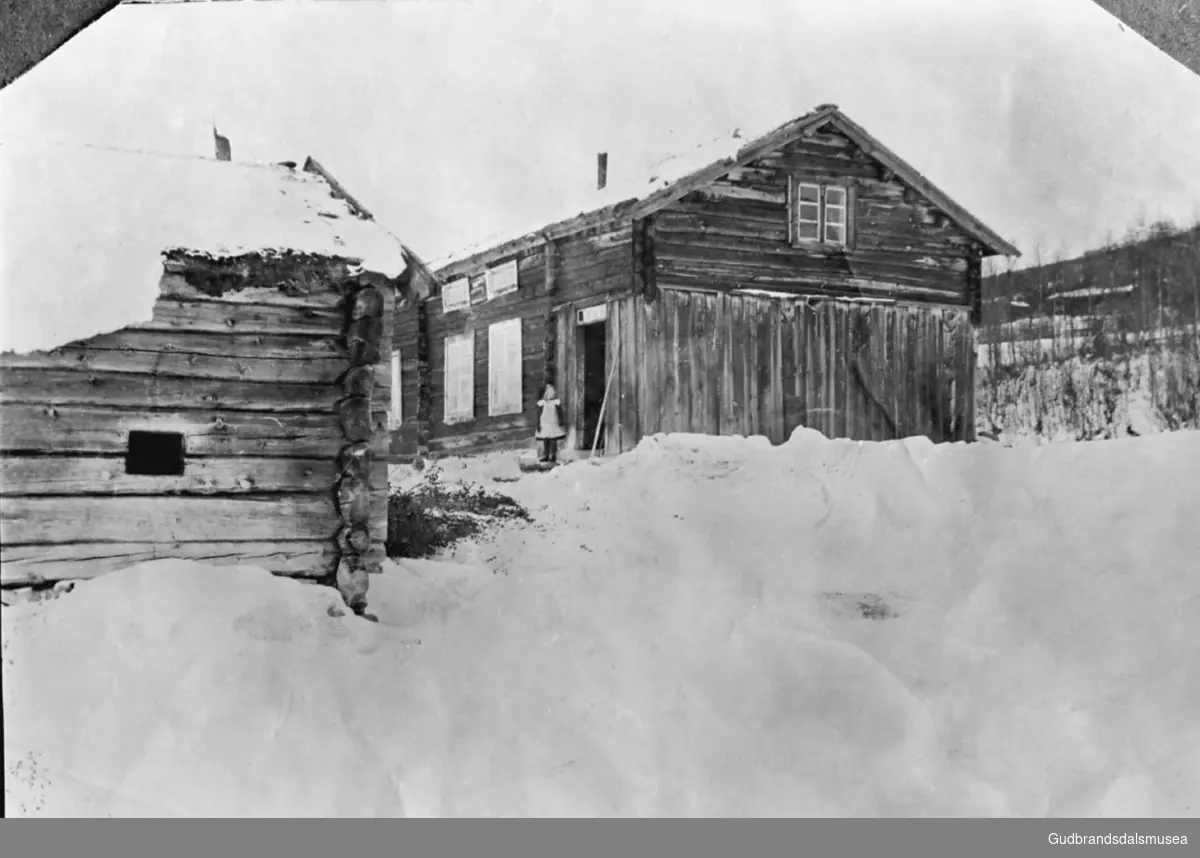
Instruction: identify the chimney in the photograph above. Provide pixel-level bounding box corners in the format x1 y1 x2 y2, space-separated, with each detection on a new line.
213 125 231 162
597 152 608 191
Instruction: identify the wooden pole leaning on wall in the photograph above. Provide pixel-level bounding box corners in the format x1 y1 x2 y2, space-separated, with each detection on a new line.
333 281 386 619
590 325 620 460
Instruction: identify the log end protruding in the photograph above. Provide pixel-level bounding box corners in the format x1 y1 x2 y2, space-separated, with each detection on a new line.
331 279 389 614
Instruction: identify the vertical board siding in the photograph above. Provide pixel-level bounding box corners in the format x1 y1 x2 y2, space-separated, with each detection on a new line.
636 289 975 448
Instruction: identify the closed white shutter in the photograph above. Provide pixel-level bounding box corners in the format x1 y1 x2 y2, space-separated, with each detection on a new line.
488 319 523 416
486 259 519 300
443 278 471 312
389 349 402 429
444 334 475 423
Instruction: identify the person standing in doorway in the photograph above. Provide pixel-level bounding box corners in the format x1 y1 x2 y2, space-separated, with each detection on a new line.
535 384 566 464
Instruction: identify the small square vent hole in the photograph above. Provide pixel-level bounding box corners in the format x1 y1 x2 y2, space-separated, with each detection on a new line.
126 430 185 476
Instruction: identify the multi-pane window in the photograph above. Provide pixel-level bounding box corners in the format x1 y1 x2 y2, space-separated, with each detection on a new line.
796 183 821 241
823 186 847 245
793 181 851 248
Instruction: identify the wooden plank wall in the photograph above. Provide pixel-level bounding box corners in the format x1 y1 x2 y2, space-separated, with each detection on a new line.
553 293 643 455
637 289 976 446
654 126 976 305
0 271 388 587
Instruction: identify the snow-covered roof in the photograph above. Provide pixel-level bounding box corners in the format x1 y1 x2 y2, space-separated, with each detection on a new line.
429 124 791 273
0 140 410 355
431 103 1021 276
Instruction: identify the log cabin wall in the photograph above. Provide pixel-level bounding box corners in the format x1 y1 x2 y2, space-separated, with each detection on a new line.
636 289 976 445
0 253 393 591
654 127 978 305
422 246 552 456
390 294 424 459
412 222 638 458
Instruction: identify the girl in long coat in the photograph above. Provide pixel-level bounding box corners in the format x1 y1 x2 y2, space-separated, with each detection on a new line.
535 383 566 463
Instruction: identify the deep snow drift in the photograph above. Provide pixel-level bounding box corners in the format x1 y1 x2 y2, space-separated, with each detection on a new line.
4 429 1199 817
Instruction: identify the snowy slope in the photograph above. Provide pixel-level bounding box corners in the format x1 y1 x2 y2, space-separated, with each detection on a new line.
4 429 1199 817
0 140 407 355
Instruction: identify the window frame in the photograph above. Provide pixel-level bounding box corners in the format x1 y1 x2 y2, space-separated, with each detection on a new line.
443 333 475 424
487 318 524 417
791 179 854 249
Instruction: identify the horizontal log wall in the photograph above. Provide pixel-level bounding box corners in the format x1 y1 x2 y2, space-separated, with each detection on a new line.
424 248 550 456
637 289 975 446
0 265 387 588
413 224 636 458
391 295 423 457
655 128 976 305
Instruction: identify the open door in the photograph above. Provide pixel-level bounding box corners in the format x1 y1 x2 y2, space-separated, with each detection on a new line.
578 318 608 452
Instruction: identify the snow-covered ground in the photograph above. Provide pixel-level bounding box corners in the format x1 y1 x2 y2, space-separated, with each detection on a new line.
5 429 1200 817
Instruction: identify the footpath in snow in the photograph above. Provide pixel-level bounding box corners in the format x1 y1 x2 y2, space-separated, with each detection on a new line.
3 428 1199 817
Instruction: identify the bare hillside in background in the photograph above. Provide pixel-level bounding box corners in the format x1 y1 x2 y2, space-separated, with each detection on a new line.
1094 0 1200 75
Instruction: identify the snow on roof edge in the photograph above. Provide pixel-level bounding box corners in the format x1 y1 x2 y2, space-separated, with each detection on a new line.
0 140 413 355
427 108 839 272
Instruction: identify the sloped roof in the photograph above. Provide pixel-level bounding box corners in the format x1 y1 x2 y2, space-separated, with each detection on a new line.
433 104 1020 278
0 140 415 354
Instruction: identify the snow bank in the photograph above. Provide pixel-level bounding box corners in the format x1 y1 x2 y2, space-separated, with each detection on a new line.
0 141 408 355
6 430 1200 816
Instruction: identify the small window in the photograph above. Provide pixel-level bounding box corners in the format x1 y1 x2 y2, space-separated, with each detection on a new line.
796 182 821 241
442 278 471 312
792 180 852 248
444 333 475 423
488 318 523 416
388 349 402 429
126 430 185 476
824 186 847 246
485 259 519 300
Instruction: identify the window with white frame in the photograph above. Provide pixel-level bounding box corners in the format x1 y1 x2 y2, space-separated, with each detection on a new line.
442 277 471 312
388 349 402 429
823 186 847 245
488 318 523 416
443 333 475 423
793 181 851 248
485 259 519 300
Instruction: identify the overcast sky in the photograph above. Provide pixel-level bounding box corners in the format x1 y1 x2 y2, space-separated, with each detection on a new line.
2 0 1198 266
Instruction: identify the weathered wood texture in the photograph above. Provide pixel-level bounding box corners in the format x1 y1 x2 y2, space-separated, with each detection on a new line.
0 494 340 545
0 260 397 589
636 289 976 446
654 129 977 305
0 455 334 495
409 227 637 458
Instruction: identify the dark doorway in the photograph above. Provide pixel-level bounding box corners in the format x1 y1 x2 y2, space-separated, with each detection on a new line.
579 321 607 451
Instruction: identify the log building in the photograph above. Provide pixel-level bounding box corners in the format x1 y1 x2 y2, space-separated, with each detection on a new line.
393 104 1020 459
0 142 435 613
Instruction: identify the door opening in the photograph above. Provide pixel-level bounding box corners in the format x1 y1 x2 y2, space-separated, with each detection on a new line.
579 320 607 451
